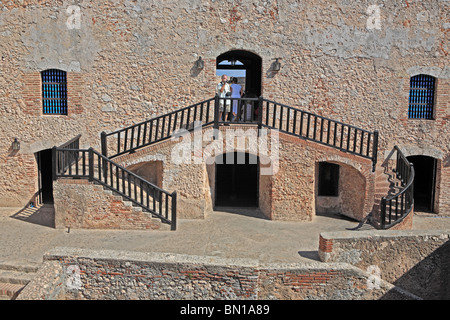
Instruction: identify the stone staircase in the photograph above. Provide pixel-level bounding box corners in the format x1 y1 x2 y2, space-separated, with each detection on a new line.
102 187 171 231
371 160 403 228
0 264 38 300
55 147 177 230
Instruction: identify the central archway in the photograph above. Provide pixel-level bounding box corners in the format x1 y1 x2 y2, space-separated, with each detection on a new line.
215 152 259 208
216 50 262 97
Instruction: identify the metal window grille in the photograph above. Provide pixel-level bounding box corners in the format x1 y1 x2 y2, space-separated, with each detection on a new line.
41 69 68 115
408 74 435 120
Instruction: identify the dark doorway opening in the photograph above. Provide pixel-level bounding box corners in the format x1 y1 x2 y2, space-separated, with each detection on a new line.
407 155 437 212
216 50 262 97
215 152 259 207
318 162 340 197
37 149 54 204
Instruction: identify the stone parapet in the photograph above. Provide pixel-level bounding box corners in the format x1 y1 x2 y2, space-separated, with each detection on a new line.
17 247 419 300
319 229 450 299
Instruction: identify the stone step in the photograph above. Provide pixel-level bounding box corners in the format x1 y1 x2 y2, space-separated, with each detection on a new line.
106 188 169 215
66 159 172 228
0 263 39 274
0 269 35 285
104 187 169 229
0 282 25 299
0 264 38 300
376 175 392 182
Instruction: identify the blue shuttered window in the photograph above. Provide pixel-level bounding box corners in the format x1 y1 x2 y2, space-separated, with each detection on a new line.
408 74 436 120
41 69 68 115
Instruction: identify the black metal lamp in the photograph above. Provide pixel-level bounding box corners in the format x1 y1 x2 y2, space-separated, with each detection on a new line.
12 137 20 151
273 58 281 71
195 56 204 70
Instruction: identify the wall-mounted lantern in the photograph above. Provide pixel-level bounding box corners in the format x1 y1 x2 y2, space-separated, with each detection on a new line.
272 58 281 72
195 56 204 70
12 137 20 151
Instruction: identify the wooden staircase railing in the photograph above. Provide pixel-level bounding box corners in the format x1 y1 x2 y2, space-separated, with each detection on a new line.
379 146 415 229
54 96 381 231
102 96 379 171
52 147 177 230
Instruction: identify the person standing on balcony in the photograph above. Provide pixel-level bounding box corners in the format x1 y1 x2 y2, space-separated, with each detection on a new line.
216 74 231 123
230 77 243 121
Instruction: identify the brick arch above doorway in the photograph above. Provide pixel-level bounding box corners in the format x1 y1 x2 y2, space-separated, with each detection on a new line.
316 153 373 181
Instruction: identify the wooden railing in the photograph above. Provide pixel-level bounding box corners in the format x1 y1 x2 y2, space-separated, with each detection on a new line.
260 99 378 170
54 134 82 174
52 147 177 230
102 96 379 171
380 146 415 229
102 97 215 159
55 96 380 232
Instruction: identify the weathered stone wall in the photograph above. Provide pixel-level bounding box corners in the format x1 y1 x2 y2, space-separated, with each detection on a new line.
113 125 374 222
114 128 213 220
0 0 448 212
53 178 163 230
127 160 164 188
17 247 419 300
272 132 374 221
319 229 450 299
315 161 367 221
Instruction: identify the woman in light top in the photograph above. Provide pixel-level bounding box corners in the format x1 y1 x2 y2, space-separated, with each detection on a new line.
230 77 243 121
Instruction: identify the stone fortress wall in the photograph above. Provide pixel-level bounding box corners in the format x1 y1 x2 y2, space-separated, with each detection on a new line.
0 0 448 218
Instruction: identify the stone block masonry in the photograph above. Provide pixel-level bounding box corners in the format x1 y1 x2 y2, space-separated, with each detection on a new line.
17 248 419 300
319 229 450 299
113 125 375 222
0 0 448 217
53 179 163 230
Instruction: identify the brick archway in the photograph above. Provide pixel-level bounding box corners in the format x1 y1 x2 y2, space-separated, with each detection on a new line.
316 154 373 220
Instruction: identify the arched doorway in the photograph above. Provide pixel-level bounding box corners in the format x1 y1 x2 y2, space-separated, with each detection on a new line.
407 155 437 212
315 161 367 221
36 148 54 204
216 50 262 97
215 152 259 207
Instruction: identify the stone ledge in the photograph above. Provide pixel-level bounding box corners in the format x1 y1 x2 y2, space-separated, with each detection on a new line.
44 247 260 269
21 247 421 300
318 228 450 299
320 229 450 241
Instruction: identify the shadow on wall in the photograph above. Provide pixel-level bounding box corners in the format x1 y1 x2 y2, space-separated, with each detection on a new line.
380 240 450 300
126 161 163 188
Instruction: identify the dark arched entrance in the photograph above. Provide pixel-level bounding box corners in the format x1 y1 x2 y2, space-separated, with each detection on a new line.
407 155 437 212
215 152 259 207
36 148 54 204
216 50 262 97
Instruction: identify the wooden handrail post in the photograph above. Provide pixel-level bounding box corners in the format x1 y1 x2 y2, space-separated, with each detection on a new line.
213 94 220 140
372 130 379 172
100 131 109 179
101 131 108 158
88 147 94 182
171 191 177 231
380 197 386 229
52 146 57 181
258 96 263 133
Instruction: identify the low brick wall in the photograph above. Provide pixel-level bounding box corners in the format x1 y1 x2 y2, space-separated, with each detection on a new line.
318 230 450 299
17 248 418 300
